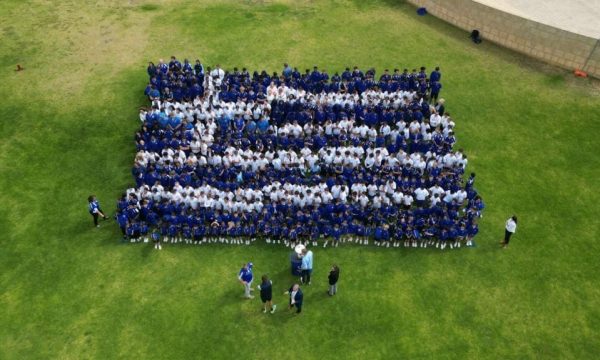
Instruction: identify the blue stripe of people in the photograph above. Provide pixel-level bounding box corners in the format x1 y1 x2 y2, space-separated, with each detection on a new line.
116 57 483 250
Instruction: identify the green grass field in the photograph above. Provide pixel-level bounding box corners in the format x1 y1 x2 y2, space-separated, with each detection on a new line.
1 1 600 359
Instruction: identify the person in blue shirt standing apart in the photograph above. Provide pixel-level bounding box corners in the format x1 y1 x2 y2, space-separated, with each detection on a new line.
300 248 313 285
238 262 254 299
88 195 108 228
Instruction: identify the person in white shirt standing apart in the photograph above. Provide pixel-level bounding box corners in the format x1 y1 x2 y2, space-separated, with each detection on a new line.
502 215 518 248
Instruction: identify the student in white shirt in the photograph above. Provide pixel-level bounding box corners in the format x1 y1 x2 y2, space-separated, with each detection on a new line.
414 187 429 206
402 194 414 209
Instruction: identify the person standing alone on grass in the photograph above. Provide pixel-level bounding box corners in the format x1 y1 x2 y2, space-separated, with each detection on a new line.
258 275 276 314
88 195 108 228
238 262 254 299
501 215 517 248
284 284 303 315
328 265 340 296
300 248 313 285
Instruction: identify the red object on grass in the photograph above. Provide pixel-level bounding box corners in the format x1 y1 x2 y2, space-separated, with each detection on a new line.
574 69 588 77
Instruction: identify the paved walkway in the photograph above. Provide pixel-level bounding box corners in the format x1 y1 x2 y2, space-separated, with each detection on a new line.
476 0 600 38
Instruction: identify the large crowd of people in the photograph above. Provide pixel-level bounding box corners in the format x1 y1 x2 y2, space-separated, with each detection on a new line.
116 57 483 250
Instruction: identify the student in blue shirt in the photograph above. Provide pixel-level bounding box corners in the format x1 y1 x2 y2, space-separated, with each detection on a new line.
147 62 156 76
182 58 192 73
168 56 181 71
238 262 254 299
289 226 299 248
354 221 366 245
209 218 220 243
196 224 207 244
438 229 449 250
381 224 391 247
455 224 468 249
151 227 162 250
140 222 149 243
271 222 281 244
392 225 404 248
194 59 204 77
412 227 422 248
256 116 269 134
430 81 442 102
88 195 108 228
168 223 179 243
116 211 128 240
466 222 478 246
331 224 342 248
282 63 293 78
430 66 441 82
447 226 458 249
126 221 138 243
244 222 256 245
182 224 192 244
160 221 169 240
309 223 320 247
148 86 160 101
374 224 384 246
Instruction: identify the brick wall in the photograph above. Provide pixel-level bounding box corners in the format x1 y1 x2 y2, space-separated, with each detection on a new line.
407 0 600 78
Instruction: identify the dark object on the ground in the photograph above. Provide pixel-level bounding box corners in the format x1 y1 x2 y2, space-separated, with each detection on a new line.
470 30 482 44
16 64 24 71
417 7 427 16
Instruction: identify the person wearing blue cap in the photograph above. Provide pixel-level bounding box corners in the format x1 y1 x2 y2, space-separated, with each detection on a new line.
238 262 254 299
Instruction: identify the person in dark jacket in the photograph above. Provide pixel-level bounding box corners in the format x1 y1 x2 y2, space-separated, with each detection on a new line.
284 284 303 314
258 275 276 314
328 265 340 296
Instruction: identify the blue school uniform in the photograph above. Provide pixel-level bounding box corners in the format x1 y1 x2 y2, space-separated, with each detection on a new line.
182 225 192 239
140 222 149 236
381 228 390 242
394 226 404 240
468 224 479 237
88 200 101 214
117 212 128 229
126 223 137 238
327 226 338 242
168 224 179 238
374 226 384 242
